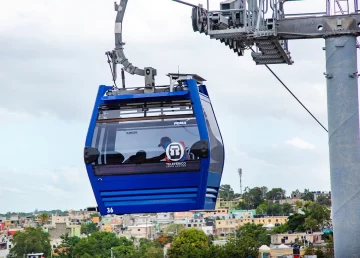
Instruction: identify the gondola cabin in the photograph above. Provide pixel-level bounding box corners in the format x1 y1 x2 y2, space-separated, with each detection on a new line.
84 74 224 215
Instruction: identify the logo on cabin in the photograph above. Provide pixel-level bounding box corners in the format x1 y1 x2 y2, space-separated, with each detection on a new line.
165 142 185 162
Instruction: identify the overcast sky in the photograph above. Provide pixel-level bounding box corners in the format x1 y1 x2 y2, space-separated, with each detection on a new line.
1 0 356 213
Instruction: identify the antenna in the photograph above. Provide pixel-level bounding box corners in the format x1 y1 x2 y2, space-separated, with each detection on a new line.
238 168 242 196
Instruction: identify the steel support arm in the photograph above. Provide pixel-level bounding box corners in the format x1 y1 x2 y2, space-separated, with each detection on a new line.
107 0 156 89
277 14 360 39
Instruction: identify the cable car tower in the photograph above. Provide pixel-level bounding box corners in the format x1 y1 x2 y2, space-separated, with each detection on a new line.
173 0 360 256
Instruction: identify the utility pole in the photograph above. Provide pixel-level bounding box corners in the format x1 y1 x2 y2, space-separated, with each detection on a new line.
173 0 360 255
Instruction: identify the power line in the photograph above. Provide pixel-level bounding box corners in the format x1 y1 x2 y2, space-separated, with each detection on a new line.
249 47 328 133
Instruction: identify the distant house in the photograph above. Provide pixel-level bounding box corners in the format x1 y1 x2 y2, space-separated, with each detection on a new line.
46 222 81 240
271 232 324 245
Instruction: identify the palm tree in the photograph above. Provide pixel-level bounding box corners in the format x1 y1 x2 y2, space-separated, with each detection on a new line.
38 213 50 225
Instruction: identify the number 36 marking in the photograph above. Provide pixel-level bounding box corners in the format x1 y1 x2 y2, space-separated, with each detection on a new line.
107 207 114 213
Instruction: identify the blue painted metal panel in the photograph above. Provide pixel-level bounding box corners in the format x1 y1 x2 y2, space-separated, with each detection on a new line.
102 90 189 101
186 79 210 209
84 79 224 215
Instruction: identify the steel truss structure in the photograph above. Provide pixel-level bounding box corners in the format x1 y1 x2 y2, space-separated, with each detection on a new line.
172 0 360 256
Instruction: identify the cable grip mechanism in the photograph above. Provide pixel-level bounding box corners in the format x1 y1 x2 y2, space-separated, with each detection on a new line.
106 0 157 93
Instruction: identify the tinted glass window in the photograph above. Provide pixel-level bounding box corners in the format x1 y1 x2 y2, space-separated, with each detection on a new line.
112 118 200 162
91 109 202 175
201 98 224 173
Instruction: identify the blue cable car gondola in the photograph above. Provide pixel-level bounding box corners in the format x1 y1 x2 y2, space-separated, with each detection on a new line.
84 73 225 215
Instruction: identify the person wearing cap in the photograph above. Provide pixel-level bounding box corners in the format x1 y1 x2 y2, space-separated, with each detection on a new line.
147 137 172 162
158 136 172 148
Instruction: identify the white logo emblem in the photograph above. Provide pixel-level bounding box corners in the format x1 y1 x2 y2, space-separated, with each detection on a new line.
165 142 185 162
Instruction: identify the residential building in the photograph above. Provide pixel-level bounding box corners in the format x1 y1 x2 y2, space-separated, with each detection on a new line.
203 209 228 217
259 244 306 257
68 209 92 221
4 221 11 229
173 212 194 220
181 218 206 229
156 213 173 222
92 216 100 224
271 232 324 245
101 215 123 226
312 191 331 202
291 191 305 199
239 216 288 227
228 209 256 219
132 215 155 226
279 197 305 206
215 198 240 210
201 226 214 235
215 219 239 235
47 222 81 240
101 224 112 232
51 215 71 226
119 224 157 239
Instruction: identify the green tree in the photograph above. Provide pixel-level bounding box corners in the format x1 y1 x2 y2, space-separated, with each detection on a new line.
271 223 289 234
266 188 286 200
80 222 99 235
301 189 314 201
38 213 50 225
153 233 173 247
236 201 248 210
219 184 239 201
243 187 266 209
137 238 157 256
73 232 131 258
236 223 270 246
316 195 331 206
324 234 334 258
54 233 81 258
315 248 326 258
112 245 137 258
281 203 293 215
295 200 303 210
10 227 51 257
224 233 259 257
304 245 315 255
304 216 319 231
256 203 267 214
267 202 282 216
164 224 184 235
307 203 331 228
207 234 215 245
287 213 306 232
203 245 227 258
143 246 163 258
167 228 209 258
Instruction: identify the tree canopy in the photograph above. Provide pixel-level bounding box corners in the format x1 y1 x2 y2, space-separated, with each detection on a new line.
9 227 51 257
219 184 240 201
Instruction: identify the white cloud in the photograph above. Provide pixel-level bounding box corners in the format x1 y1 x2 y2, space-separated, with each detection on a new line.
285 137 316 150
2 187 23 194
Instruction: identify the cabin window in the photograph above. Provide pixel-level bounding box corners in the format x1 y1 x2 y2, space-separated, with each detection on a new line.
91 100 202 175
200 98 224 173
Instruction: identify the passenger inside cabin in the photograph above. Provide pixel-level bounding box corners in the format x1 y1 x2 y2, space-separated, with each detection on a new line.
124 150 147 164
146 136 172 162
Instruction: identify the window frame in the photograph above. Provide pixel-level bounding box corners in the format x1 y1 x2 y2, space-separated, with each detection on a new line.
90 100 203 176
